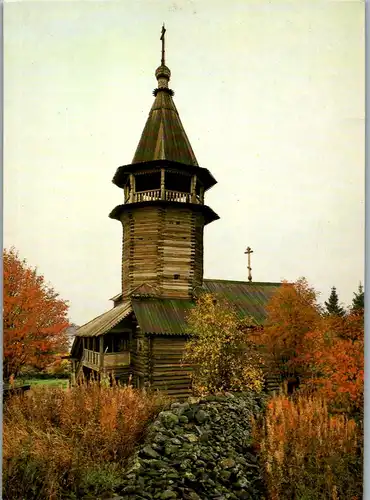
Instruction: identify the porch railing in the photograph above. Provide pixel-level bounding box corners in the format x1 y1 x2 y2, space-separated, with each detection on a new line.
82 349 130 370
83 349 101 367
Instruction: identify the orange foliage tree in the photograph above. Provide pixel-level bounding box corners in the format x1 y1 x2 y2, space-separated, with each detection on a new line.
296 312 364 413
257 277 364 414
3 248 69 380
255 278 322 383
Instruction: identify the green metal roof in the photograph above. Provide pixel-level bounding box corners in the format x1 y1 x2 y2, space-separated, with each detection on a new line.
200 280 281 324
73 281 281 339
132 298 194 335
131 280 281 335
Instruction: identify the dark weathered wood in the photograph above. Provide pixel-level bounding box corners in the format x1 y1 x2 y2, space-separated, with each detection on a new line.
119 206 205 300
131 326 150 388
149 336 192 395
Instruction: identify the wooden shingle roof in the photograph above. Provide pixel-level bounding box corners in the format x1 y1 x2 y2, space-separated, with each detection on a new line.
132 88 198 166
76 301 132 337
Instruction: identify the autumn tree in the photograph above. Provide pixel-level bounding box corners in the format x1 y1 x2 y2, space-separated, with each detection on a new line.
297 312 364 414
183 293 264 396
351 283 364 314
324 286 345 317
3 248 69 380
259 277 363 413
256 278 322 384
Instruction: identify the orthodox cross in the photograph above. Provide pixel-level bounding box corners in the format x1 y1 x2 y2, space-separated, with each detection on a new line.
244 246 253 282
160 23 166 66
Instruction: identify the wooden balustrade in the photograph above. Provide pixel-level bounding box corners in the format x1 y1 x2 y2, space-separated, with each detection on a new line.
104 351 130 368
82 349 130 370
165 190 191 203
135 190 161 202
124 189 202 205
83 349 101 367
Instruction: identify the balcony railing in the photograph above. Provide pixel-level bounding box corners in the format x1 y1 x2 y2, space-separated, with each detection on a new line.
83 349 100 367
124 189 203 205
165 190 191 203
104 351 130 368
82 349 130 371
135 189 161 202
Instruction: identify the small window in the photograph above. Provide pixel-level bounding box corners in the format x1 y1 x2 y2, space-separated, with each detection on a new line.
174 274 180 280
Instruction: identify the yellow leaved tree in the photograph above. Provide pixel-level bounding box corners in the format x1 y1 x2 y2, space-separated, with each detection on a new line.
183 293 264 396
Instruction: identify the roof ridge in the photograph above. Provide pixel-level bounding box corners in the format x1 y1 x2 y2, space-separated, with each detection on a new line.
203 279 282 285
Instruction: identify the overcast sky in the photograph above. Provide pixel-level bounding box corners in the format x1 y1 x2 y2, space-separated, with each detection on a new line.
4 0 364 326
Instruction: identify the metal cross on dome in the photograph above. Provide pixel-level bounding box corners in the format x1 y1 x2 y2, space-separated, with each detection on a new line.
244 246 253 282
160 23 166 66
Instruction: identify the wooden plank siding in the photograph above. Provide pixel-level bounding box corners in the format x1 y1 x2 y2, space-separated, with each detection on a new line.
119 206 205 300
131 326 150 388
150 336 192 398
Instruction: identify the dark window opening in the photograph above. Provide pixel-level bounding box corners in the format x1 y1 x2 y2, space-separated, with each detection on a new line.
165 172 191 193
135 172 161 192
174 274 180 280
196 181 202 195
103 335 129 353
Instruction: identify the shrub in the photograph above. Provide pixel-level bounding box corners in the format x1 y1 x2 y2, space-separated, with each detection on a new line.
252 393 362 500
3 381 168 499
183 293 264 395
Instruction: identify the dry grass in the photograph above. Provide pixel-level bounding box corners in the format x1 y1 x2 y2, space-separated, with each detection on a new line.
252 393 363 500
3 380 168 499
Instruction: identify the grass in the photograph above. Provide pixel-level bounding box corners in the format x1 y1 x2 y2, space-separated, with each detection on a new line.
6 377 70 390
252 393 363 500
3 380 169 500
26 378 70 389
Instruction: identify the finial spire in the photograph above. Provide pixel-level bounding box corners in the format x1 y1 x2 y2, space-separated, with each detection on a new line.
160 23 166 66
155 24 172 93
244 246 254 282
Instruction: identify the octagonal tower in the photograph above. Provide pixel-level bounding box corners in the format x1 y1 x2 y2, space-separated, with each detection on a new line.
110 28 219 299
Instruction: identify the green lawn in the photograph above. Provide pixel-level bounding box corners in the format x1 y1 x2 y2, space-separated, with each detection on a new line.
23 378 70 389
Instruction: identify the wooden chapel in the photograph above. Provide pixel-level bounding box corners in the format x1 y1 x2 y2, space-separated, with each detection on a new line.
70 28 281 398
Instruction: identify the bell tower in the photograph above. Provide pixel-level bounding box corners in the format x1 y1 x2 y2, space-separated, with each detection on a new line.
110 27 219 299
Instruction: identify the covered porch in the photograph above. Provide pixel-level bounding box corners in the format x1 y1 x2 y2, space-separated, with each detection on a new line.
70 301 133 383
80 335 131 373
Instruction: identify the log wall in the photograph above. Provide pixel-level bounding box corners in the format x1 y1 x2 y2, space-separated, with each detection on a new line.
131 326 150 388
150 336 192 398
119 206 204 299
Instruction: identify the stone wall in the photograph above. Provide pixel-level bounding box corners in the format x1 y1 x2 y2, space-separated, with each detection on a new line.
117 392 267 500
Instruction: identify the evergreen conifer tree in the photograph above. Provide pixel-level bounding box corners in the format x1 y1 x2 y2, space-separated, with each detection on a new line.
324 286 345 316
351 283 364 313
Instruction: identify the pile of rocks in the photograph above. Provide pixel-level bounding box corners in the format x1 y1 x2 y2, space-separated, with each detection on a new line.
117 392 267 500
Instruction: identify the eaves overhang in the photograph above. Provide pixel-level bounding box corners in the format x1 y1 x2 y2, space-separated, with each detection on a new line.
109 200 219 225
112 159 217 192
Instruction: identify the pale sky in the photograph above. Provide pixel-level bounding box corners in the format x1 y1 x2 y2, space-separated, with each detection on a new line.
4 1 364 326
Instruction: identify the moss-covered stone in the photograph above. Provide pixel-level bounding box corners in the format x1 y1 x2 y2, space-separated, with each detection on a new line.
114 392 266 500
